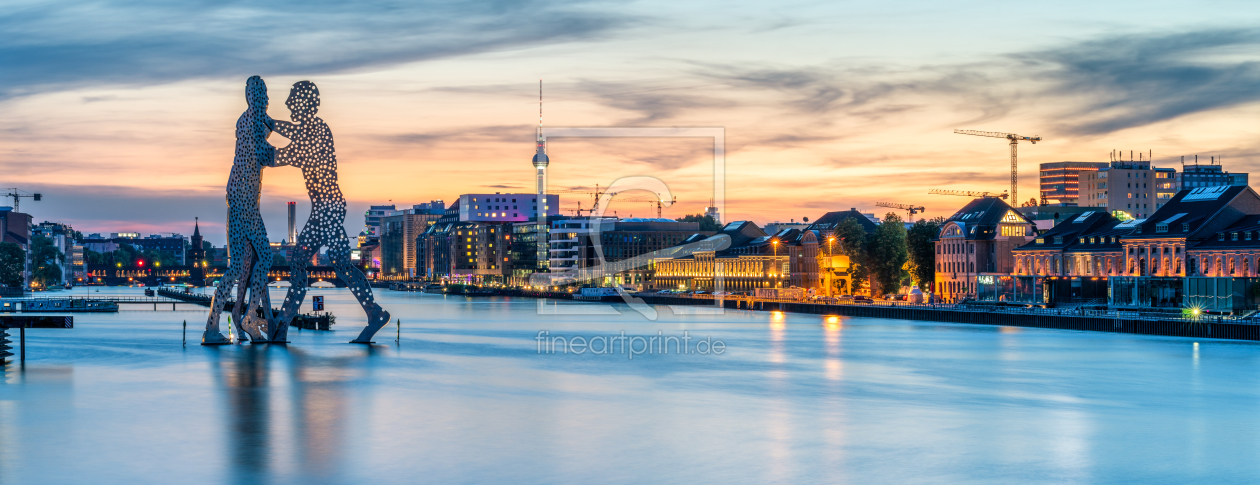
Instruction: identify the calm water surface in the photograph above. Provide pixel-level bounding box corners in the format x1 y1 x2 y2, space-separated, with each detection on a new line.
3 287 1260 484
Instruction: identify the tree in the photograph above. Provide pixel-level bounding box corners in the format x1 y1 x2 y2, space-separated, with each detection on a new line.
868 212 909 297
0 242 24 287
140 249 176 268
906 217 945 290
831 217 870 294
30 235 64 287
84 247 107 265
112 246 139 267
678 214 721 232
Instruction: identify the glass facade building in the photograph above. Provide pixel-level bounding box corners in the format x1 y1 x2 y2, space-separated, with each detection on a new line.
1039 161 1108 205
1181 162 1248 190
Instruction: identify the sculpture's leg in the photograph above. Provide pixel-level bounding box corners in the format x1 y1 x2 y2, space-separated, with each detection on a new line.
205 225 250 345
203 260 240 345
232 247 254 341
273 227 315 342
329 233 389 343
243 233 274 342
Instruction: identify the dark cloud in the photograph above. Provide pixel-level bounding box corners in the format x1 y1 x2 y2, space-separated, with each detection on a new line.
0 0 636 99
698 63 1010 124
547 136 713 171
431 79 735 124
1018 29 1260 135
699 28 1260 137
378 125 534 147
570 80 736 124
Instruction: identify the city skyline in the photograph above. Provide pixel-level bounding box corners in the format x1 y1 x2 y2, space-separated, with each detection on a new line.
5 2 1260 243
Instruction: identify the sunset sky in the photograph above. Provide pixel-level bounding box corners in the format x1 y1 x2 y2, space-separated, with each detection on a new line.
4 1 1260 245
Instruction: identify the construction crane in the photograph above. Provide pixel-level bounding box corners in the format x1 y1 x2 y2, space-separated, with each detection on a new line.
557 185 676 218
3 188 42 213
928 189 1009 200
607 195 675 218
627 194 670 216
875 202 925 222
953 129 1042 204
552 185 606 214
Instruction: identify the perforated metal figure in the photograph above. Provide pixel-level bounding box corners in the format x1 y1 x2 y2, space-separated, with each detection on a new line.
203 75 278 344
272 81 390 343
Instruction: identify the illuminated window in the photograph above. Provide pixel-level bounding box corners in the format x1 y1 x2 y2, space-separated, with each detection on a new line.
999 211 1026 224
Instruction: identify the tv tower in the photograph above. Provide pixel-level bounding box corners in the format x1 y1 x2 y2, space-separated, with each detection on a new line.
532 80 550 271
286 201 297 244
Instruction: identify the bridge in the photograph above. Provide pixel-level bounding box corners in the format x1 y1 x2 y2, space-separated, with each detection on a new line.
12 295 216 312
84 264 352 287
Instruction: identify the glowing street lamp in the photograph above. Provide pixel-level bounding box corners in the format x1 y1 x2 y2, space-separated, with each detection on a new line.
771 239 780 288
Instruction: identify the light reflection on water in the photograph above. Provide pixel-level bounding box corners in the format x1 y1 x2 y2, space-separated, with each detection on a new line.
4 287 1260 483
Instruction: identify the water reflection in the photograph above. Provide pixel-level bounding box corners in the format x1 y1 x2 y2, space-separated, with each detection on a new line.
214 346 273 483
823 316 842 382
213 345 366 484
764 311 792 482
287 348 361 480
768 311 786 365
820 315 847 483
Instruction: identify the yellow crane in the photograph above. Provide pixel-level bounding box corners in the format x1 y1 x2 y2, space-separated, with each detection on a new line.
953 129 1043 204
874 202 925 222
928 189 1009 200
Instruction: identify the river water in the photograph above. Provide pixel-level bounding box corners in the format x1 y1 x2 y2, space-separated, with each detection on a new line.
3 286 1260 484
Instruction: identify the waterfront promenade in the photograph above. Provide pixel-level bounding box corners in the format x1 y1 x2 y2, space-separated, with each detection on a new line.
398 285 1256 342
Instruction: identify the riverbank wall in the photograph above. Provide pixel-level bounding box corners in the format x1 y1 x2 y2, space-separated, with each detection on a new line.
630 295 1258 342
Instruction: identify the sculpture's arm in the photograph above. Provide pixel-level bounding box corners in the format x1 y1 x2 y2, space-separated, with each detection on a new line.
269 120 298 167
273 119 297 139
259 142 279 168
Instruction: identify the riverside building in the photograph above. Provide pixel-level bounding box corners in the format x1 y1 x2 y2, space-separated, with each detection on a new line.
1180 158 1248 189
991 185 1260 313
651 221 832 293
379 203 445 279
416 195 561 284
548 217 703 289
1079 160 1162 219
1039 161 1108 205
933 197 1038 302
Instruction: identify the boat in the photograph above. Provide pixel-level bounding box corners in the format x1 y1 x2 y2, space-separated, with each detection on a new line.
573 287 622 302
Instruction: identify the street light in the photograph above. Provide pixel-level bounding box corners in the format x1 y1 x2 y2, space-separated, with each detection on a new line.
826 236 836 297
771 239 780 288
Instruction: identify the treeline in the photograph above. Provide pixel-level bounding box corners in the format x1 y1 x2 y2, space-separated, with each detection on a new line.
84 244 179 268
819 212 944 296
0 235 70 288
